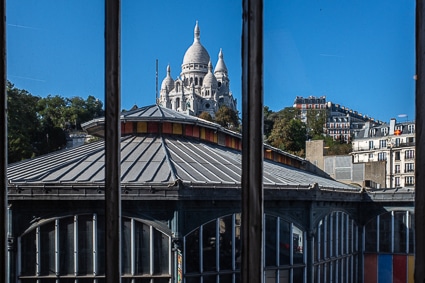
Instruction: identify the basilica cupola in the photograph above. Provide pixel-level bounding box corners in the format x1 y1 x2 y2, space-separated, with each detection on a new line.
160 65 175 93
202 61 218 92
181 21 210 80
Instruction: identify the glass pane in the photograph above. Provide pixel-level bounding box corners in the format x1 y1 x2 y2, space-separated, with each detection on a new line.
364 217 377 252
21 231 36 275
97 214 106 275
379 212 392 253
319 220 325 261
279 219 290 266
122 219 132 274
185 228 200 273
78 214 94 274
408 212 415 253
202 220 217 272
234 213 242 270
264 269 276 283
220 273 234 283
135 221 151 274
185 276 200 283
293 267 304 283
153 229 170 275
393 211 407 253
293 225 304 265
59 217 75 275
40 221 55 275
219 215 233 270
265 215 277 266
326 216 331 258
203 275 217 283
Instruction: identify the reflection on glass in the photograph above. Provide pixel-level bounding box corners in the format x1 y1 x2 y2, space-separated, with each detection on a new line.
59 217 74 275
365 217 377 252
394 211 407 253
202 220 217 272
40 221 55 275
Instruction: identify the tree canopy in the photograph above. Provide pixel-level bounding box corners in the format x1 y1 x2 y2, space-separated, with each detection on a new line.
7 82 104 163
264 106 351 157
214 106 240 131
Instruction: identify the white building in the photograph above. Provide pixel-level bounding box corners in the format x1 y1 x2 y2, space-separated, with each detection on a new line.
158 21 237 118
351 118 415 188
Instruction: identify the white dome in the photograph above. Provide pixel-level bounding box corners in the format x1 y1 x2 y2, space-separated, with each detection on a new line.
203 61 218 88
161 65 174 92
182 21 210 66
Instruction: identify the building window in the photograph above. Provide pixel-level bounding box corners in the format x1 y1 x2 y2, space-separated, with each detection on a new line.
395 138 400 147
378 152 387 161
368 153 374 160
18 214 171 281
369 141 374 150
380 140 387 148
408 124 415 133
405 163 414 173
395 165 400 174
405 176 415 186
395 177 400 187
394 151 401 161
405 150 415 160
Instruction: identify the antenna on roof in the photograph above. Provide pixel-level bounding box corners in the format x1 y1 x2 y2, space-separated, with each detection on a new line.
155 59 159 105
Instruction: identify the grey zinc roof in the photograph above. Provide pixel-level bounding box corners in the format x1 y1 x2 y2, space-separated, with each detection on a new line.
8 134 357 191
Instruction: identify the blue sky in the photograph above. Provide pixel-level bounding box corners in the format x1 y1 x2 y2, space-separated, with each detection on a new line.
7 0 415 123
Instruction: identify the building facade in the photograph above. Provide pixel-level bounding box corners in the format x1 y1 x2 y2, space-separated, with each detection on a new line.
293 96 382 143
351 118 415 188
158 22 237 118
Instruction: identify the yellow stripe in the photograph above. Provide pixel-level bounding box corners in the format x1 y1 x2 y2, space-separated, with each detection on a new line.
137 122 147 133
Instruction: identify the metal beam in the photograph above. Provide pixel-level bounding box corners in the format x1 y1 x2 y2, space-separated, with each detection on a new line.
415 1 425 281
0 0 7 281
105 0 121 282
241 0 264 282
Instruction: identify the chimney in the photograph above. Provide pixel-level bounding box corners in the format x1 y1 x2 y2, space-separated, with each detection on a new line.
389 118 396 135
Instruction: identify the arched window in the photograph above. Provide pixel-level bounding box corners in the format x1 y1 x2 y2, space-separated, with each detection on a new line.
184 213 306 283
314 211 359 283
176 82 180 92
195 77 198 85
18 214 171 281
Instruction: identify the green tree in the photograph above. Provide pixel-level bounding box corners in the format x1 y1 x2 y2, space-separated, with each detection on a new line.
37 95 67 128
7 82 104 162
198 111 213 122
321 135 353 155
7 82 41 163
214 106 240 130
268 117 307 156
306 109 327 139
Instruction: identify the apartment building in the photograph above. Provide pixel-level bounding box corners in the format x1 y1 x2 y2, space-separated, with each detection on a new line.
294 96 382 143
351 118 415 188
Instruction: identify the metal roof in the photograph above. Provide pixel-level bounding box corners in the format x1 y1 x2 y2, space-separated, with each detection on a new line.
8 133 357 191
